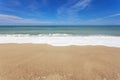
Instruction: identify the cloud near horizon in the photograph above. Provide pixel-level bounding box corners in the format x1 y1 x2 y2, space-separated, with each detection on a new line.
89 13 120 22
0 14 52 25
0 13 120 25
83 13 120 25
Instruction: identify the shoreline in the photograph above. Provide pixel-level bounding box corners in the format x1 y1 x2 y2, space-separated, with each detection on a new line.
0 43 120 48
0 35 120 47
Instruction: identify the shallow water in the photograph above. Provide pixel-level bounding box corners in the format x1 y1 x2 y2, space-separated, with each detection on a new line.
0 25 120 47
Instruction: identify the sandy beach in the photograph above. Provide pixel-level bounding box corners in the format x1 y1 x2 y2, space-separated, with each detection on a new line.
0 44 120 80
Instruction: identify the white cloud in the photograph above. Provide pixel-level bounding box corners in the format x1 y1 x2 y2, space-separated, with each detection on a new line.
57 0 91 16
109 13 120 17
0 14 22 20
0 14 52 25
72 0 91 10
89 13 120 22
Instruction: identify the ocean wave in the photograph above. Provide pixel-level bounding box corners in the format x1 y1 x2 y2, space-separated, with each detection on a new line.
0 34 120 47
0 34 118 37
0 34 73 37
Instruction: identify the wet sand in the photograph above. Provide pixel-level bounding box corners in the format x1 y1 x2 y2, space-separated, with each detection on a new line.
0 44 120 80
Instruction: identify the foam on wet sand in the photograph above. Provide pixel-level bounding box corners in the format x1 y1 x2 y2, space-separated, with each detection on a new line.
0 35 120 47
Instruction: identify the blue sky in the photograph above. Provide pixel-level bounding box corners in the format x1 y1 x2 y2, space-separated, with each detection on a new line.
0 0 120 25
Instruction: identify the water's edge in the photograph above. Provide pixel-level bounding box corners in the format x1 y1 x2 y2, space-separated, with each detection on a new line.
0 35 120 47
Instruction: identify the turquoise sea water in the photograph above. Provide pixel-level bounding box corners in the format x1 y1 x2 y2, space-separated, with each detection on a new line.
0 25 120 36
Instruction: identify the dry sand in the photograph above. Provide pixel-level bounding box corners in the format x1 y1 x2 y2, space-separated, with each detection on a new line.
0 44 120 80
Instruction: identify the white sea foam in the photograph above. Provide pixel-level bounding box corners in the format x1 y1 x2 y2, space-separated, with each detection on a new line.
0 34 120 47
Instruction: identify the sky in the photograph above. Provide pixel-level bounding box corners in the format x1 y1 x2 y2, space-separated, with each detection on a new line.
0 0 120 25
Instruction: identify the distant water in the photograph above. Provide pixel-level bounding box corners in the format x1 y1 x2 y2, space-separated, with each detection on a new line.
0 25 120 47
0 25 120 36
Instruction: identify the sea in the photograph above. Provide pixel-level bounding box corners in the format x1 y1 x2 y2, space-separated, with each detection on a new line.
0 25 120 47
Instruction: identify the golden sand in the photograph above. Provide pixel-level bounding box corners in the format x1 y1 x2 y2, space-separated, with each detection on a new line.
0 44 120 80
